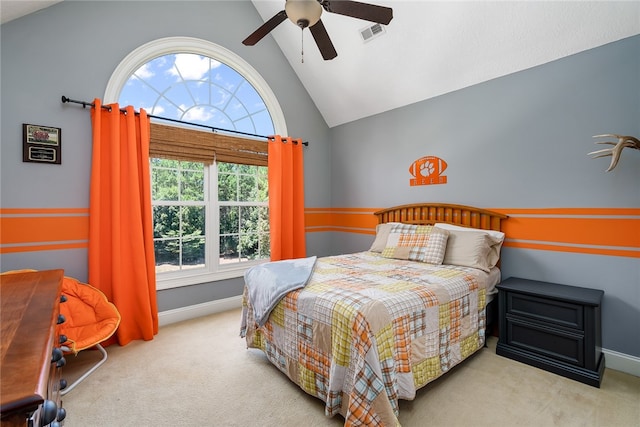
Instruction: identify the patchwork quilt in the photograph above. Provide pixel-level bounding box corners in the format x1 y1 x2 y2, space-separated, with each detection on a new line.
240 251 488 427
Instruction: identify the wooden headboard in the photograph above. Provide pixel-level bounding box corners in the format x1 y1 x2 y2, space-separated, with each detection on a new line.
374 203 507 232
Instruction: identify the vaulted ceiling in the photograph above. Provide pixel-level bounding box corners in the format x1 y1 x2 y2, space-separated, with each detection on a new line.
3 1 639 128
249 1 639 127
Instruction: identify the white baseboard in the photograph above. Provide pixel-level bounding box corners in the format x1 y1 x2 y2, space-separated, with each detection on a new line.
158 297 640 378
158 295 243 327
603 348 640 377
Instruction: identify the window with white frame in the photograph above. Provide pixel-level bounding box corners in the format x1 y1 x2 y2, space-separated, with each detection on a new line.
108 37 286 289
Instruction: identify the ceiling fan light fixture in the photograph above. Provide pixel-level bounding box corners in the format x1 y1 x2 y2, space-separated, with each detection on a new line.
285 0 322 28
243 0 392 61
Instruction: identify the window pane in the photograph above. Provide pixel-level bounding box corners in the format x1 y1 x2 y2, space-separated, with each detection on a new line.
181 206 205 237
182 237 205 269
233 117 258 132
240 206 258 233
251 110 275 135
180 170 204 201
151 158 179 168
220 206 239 234
257 167 268 202
225 99 249 122
213 63 243 91
185 104 232 128
239 206 268 260
155 239 180 272
152 167 178 201
239 174 256 201
151 98 183 119
220 235 239 262
236 80 267 114
237 164 254 174
258 206 270 259
259 233 270 259
258 206 269 227
183 161 204 171
218 173 237 201
153 206 180 238
218 162 237 174
163 84 193 113
239 205 254 260
240 232 259 259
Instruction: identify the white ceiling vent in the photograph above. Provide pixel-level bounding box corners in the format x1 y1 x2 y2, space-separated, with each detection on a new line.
360 23 385 43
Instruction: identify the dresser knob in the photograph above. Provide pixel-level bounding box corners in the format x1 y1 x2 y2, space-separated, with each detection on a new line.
59 334 67 344
56 357 66 368
51 347 63 363
57 407 67 422
41 400 57 425
60 294 67 303
57 314 66 324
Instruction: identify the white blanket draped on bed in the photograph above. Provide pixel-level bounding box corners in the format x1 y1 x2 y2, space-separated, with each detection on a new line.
243 256 317 326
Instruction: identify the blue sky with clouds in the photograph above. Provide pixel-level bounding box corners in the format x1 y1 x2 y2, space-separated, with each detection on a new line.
119 53 274 136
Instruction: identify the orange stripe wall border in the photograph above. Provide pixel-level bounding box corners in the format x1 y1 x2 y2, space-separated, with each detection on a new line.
2 207 636 258
0 208 89 254
304 207 640 259
304 207 380 235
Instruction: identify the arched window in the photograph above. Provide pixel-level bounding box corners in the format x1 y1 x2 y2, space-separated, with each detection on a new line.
105 37 285 289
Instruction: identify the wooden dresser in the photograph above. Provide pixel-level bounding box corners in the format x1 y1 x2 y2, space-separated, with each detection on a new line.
1 270 68 426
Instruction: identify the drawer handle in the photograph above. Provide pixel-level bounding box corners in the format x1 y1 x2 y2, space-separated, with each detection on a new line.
57 407 67 422
41 400 57 425
51 347 63 363
56 357 66 368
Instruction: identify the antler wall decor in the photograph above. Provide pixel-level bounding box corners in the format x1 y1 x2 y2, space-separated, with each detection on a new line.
588 134 640 171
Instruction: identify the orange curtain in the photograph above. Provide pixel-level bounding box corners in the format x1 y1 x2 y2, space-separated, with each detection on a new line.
89 99 158 346
268 136 306 261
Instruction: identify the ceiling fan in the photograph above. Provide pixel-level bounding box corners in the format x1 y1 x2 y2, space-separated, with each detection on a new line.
242 0 393 61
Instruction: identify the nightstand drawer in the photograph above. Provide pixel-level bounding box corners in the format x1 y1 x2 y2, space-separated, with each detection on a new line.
505 316 584 366
507 292 583 330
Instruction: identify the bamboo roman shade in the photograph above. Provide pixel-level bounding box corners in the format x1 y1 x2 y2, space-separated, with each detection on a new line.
149 123 268 166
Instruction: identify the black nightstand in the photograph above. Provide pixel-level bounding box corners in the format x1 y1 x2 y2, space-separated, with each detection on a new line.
496 277 605 387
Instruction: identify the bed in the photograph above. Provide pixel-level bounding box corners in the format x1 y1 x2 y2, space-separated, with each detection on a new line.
240 203 507 426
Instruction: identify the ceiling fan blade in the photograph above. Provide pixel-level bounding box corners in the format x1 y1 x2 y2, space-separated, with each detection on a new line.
309 20 338 60
242 10 288 46
320 0 393 25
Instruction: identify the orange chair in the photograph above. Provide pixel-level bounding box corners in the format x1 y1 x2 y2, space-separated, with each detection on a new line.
0 269 121 395
58 275 121 395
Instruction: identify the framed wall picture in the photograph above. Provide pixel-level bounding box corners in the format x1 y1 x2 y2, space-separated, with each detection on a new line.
23 124 62 164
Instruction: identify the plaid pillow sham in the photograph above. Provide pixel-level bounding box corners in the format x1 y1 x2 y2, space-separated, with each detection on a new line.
381 224 449 264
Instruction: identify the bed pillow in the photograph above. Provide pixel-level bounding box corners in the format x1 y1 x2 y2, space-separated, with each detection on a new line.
381 224 449 264
369 222 403 252
434 223 505 271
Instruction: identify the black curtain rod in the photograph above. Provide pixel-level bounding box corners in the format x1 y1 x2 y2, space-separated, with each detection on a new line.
61 96 308 146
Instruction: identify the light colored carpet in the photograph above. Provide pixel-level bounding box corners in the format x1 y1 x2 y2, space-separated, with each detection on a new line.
62 308 640 426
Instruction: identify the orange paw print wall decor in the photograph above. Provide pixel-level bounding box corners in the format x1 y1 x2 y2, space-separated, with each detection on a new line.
409 156 448 186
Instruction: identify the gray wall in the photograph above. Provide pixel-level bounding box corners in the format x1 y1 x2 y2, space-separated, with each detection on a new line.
0 1 332 308
329 35 640 357
1 2 638 358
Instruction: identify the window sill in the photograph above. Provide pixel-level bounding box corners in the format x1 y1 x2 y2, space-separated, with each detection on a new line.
156 266 250 290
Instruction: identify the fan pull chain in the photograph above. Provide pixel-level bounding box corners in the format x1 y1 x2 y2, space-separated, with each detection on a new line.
301 28 304 63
